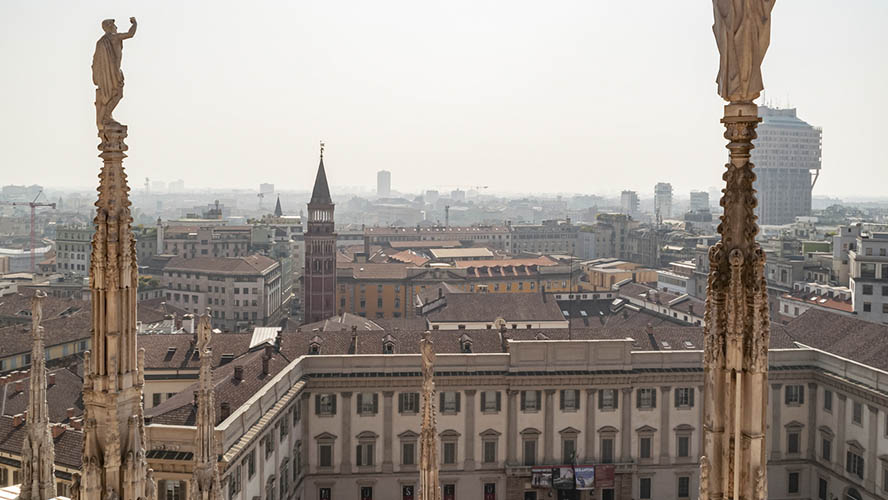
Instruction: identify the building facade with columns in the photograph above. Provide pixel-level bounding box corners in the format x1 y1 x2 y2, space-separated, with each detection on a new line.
137 308 888 500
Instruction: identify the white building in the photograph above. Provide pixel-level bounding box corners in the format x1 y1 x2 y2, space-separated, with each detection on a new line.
620 191 639 219
689 191 709 213
377 170 392 198
849 232 888 325
654 183 673 219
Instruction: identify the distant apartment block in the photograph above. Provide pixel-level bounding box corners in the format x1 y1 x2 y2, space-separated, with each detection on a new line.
55 225 94 276
376 170 391 198
689 191 709 212
364 225 511 253
849 232 888 324
654 182 673 219
620 190 639 218
160 254 282 331
751 105 822 225
508 219 578 255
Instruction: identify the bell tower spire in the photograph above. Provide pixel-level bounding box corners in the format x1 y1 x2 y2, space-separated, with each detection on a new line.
303 141 337 324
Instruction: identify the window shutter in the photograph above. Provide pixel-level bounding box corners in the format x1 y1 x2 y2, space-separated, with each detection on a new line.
689 388 695 408
575 390 580 410
440 392 445 411
315 394 321 415
357 393 363 413
521 391 526 411
356 445 362 467
598 392 603 410
651 389 656 408
373 393 379 414
398 393 404 413
560 390 565 410
614 391 618 409
535 391 541 409
785 387 790 405
496 391 502 411
675 388 680 408
481 391 487 410
798 386 804 405
331 395 337 415
636 390 642 408
455 392 461 413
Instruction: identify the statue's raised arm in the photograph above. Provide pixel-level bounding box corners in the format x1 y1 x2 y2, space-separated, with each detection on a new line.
92 17 137 136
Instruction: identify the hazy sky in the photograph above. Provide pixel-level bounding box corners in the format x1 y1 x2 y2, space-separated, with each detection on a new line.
1 1 885 198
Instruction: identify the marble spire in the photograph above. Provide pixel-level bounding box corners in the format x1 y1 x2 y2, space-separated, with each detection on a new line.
18 290 57 500
189 311 222 500
701 2 775 500
419 332 440 500
82 17 155 500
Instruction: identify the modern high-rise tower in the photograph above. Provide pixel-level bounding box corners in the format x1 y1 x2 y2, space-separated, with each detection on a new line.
377 170 391 198
620 190 639 219
751 105 822 225
304 143 337 324
689 191 710 212
654 182 673 219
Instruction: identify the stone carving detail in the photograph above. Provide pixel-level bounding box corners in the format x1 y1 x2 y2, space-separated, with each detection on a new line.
83 17 153 500
712 0 775 102
18 290 57 500
702 3 773 499
190 311 222 500
419 332 441 500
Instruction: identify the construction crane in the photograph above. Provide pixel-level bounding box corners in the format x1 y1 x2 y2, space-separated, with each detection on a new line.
0 191 57 272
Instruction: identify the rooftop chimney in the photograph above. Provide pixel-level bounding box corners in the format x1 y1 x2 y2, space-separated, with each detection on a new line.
193 390 199 406
47 373 56 386
233 365 244 381
71 419 82 430
66 407 76 419
52 424 66 439
220 402 231 422
12 414 23 427
262 357 270 375
14 380 23 393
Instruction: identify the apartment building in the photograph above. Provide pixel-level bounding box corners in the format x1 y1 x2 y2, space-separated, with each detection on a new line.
509 219 579 255
162 225 252 258
55 224 93 276
849 232 888 325
160 254 282 331
364 225 511 253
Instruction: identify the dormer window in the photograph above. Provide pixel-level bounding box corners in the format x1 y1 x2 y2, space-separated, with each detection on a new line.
383 342 394 354
309 343 320 355
459 334 473 353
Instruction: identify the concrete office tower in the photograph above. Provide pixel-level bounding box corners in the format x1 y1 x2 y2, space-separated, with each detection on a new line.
620 190 639 218
377 170 392 198
690 191 710 212
654 182 673 219
751 105 822 225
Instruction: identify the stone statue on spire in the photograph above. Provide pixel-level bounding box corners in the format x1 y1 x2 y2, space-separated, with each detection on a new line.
92 17 137 142
190 310 222 500
83 18 154 500
18 289 57 500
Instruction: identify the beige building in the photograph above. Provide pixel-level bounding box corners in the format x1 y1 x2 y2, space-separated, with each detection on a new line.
160 254 283 331
134 307 888 500
162 225 253 259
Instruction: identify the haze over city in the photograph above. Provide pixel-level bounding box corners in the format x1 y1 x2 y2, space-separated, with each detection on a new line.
1 0 886 198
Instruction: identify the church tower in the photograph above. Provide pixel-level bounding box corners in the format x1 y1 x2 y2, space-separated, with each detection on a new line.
303 142 337 324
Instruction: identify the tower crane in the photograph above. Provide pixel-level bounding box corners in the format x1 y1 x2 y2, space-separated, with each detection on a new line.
0 191 57 272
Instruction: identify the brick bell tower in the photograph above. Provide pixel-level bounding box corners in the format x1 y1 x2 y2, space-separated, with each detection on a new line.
303 141 337 324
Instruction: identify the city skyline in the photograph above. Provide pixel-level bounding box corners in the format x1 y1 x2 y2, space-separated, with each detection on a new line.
1 1 886 197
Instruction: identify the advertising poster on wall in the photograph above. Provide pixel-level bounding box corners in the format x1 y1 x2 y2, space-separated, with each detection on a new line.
531 468 552 488
574 466 595 490
595 465 615 489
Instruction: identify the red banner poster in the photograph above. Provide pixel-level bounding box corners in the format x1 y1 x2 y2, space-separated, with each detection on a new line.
595 465 615 489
